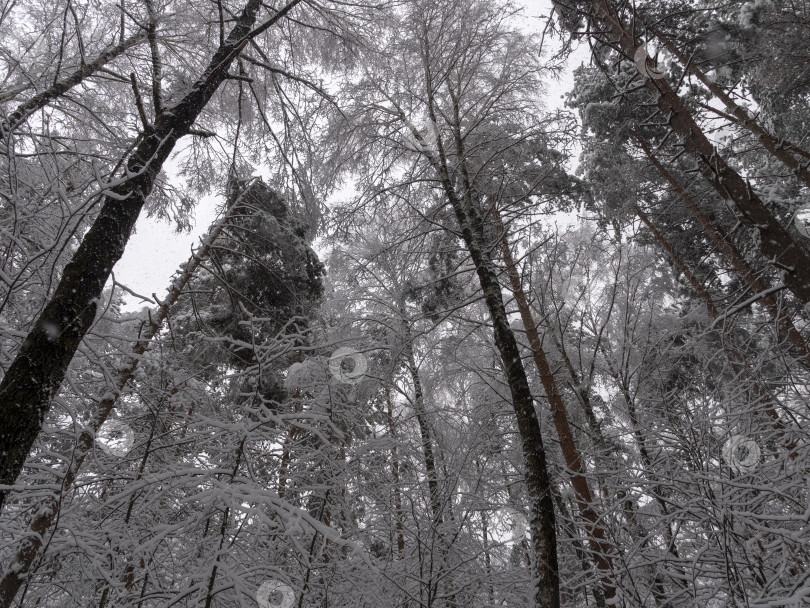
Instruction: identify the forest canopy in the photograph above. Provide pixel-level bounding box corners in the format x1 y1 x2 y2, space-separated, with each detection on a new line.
1 0 809 606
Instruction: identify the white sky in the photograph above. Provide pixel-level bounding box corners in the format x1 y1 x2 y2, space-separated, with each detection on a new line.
112 0 591 311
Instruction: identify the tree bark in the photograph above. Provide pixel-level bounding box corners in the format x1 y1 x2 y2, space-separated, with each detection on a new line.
398 49 559 606
401 317 443 527
493 207 615 606
385 388 406 557
647 25 810 189
634 204 792 439
0 183 256 606
435 176 559 608
635 135 810 370
0 0 300 514
566 0 810 307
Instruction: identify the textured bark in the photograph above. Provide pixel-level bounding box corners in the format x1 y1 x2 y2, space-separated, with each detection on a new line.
567 0 810 307
635 136 810 369
0 183 255 607
634 204 792 439
494 208 614 606
649 27 810 189
0 0 300 514
0 32 146 134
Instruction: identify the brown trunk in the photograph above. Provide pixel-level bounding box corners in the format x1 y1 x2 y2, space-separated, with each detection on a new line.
567 0 810 307
635 135 810 370
493 207 615 606
634 203 791 438
648 26 810 188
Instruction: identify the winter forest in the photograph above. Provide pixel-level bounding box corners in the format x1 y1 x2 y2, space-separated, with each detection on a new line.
1 0 810 605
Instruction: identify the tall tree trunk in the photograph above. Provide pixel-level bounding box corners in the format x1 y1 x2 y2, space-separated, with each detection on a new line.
563 0 810 307
634 135 810 369
634 203 791 438
0 0 300 514
401 62 559 607
434 171 559 608
0 186 254 606
647 24 810 188
493 207 615 607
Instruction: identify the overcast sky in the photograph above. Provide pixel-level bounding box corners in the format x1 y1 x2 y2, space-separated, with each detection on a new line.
112 0 590 311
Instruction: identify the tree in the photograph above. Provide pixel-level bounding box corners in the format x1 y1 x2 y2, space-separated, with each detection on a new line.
0 0 303 513
327 0 565 603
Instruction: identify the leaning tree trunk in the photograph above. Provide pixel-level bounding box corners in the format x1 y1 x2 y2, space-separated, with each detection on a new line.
493 207 616 607
634 135 810 370
458 211 559 608
646 23 810 189
0 0 301 514
434 175 559 608
561 0 810 308
0 182 258 607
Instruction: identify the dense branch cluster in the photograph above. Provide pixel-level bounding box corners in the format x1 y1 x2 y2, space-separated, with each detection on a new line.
1 0 809 606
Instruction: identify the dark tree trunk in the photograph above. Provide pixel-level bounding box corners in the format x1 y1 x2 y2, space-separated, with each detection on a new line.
0 185 254 606
0 0 300 514
405 81 559 605
438 182 560 608
385 388 406 557
401 317 443 527
494 207 615 606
